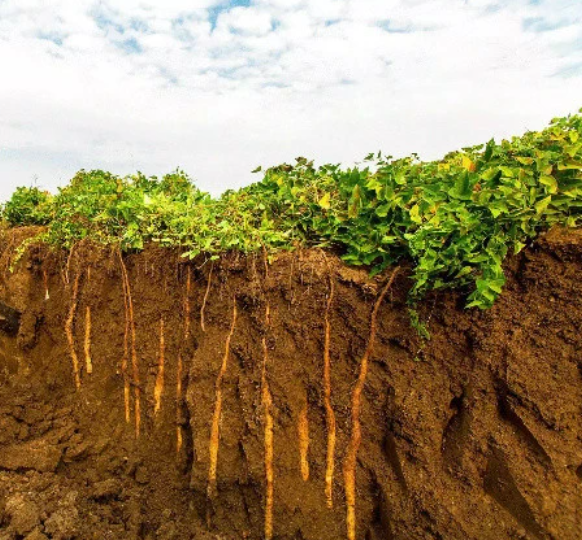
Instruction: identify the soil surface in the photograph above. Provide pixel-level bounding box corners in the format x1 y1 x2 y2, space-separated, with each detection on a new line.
0 227 580 540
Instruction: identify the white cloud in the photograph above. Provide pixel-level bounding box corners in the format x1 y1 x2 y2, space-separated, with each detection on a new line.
217 7 273 35
0 0 581 201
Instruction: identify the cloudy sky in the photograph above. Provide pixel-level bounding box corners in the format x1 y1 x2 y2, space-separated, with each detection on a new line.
0 0 580 200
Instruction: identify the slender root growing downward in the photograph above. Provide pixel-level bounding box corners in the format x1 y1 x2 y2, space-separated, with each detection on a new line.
176 355 183 451
64 242 77 286
343 267 399 540
154 316 165 415
200 262 213 332
43 269 50 301
84 267 92 375
262 303 274 540
65 271 82 389
298 398 310 482
207 298 238 499
185 266 192 338
119 257 131 424
84 306 93 375
177 267 192 453
119 254 141 438
323 276 336 508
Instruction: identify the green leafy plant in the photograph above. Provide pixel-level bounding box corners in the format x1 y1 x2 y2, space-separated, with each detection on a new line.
2 186 53 226
2 109 582 310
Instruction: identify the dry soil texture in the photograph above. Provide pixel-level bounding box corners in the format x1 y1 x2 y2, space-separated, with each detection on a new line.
0 227 580 539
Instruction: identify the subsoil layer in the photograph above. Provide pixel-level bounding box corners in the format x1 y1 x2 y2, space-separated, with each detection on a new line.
0 227 580 540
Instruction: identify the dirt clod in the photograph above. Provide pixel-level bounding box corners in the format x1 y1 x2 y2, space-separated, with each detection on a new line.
90 479 122 501
0 438 61 473
24 529 49 540
5 494 40 535
43 492 79 540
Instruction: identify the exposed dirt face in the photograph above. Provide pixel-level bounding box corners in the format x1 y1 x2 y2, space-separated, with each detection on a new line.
0 228 580 540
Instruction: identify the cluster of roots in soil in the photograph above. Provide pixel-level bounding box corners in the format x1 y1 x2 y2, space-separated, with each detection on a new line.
0 228 580 539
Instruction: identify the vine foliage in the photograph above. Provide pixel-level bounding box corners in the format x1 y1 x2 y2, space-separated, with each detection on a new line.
3 110 582 309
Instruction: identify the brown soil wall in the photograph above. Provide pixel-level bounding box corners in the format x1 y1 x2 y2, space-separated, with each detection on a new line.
0 228 580 540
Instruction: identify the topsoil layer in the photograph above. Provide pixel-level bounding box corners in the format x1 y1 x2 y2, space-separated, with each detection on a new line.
0 227 580 540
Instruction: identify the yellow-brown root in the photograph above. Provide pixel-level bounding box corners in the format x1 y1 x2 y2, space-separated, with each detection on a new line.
263 386 274 540
298 399 310 482
43 269 50 300
207 298 238 498
343 268 399 540
84 306 93 375
184 266 192 339
177 267 192 453
154 316 165 415
176 426 183 454
64 242 77 286
200 262 213 332
262 303 274 540
120 259 131 424
119 254 141 438
323 277 336 508
65 272 81 389
176 353 183 453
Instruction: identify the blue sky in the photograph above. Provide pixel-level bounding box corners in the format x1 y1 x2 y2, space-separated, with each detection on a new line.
0 0 581 200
